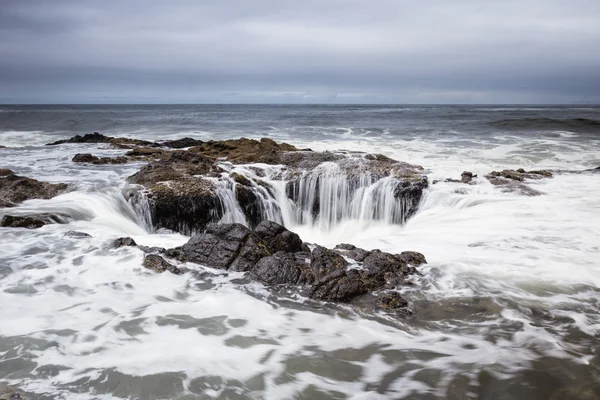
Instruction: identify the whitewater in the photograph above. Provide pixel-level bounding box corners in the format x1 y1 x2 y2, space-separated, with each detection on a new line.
0 105 599 399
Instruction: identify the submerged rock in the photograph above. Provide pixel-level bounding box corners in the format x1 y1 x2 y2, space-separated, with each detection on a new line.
1 215 48 229
114 237 137 248
0 172 67 205
0 382 28 400
485 169 552 196
65 231 92 238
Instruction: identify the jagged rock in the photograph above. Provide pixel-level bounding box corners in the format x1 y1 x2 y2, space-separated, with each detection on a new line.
0 172 67 205
114 237 137 248
160 222 424 313
65 231 91 238
47 132 156 148
0 169 13 177
310 269 371 302
310 245 349 279
1 215 47 229
250 251 313 285
254 220 310 253
142 254 182 274
231 172 253 186
160 137 204 149
181 224 270 272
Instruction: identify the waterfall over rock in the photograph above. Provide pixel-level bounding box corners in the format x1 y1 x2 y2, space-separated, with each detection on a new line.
126 139 428 235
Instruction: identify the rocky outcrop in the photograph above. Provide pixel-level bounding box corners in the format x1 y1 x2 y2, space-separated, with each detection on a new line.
47 132 156 148
158 221 426 314
485 169 553 196
65 231 91 238
0 382 27 400
159 137 205 149
188 137 299 164
124 138 427 234
0 170 68 205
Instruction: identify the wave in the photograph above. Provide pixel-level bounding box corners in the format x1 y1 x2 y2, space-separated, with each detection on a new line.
490 118 600 132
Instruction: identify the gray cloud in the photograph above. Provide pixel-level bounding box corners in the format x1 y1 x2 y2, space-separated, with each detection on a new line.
1 0 599 103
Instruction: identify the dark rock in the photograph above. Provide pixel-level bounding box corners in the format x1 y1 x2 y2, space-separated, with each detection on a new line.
399 251 427 266
1 215 47 229
250 251 313 285
65 231 91 238
0 173 67 205
334 243 371 262
47 132 156 148
114 237 137 248
160 137 205 149
376 292 409 310
310 269 370 302
310 245 349 279
72 153 99 163
235 185 263 228
254 220 310 254
142 254 182 274
0 169 13 177
461 171 476 183
181 224 270 272
125 147 166 157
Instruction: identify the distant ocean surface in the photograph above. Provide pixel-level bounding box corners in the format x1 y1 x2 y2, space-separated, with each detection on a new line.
1 105 599 399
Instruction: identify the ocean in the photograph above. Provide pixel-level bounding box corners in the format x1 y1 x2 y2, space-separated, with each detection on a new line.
1 104 599 399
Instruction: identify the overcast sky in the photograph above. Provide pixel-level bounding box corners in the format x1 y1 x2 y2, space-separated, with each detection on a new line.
1 0 599 104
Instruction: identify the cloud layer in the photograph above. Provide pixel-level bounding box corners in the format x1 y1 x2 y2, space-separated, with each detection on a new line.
1 0 599 103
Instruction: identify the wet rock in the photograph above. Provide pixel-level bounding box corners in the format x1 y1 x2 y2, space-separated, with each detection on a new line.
114 237 137 248
125 147 166 157
181 224 270 272
1 215 48 229
250 251 313 285
254 220 310 254
72 153 99 163
0 172 68 205
334 243 370 262
47 132 155 148
144 180 223 235
485 168 552 196
188 137 298 164
235 185 263 228
310 245 349 279
376 291 409 310
231 172 253 186
461 171 476 183
72 153 128 164
160 137 204 149
64 231 91 238
310 269 370 302
142 254 182 274
0 169 13 177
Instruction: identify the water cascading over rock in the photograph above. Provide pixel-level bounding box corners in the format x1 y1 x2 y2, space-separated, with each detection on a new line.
126 138 428 235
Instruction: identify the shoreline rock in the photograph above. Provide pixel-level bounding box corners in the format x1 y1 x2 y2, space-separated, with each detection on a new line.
0 170 68 206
